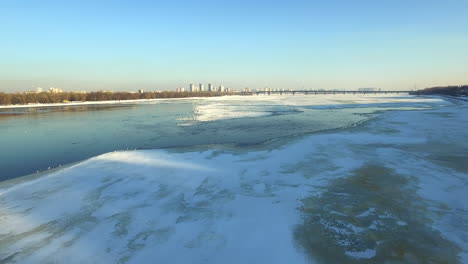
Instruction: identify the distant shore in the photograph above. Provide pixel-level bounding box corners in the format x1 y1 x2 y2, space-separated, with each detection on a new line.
0 98 160 109
2 88 465 109
0 91 237 108
0 91 240 109
0 96 234 109
410 85 468 96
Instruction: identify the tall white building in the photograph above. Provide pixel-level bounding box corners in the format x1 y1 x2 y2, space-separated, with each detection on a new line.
219 85 224 92
199 83 204 92
208 83 214 92
190 83 196 92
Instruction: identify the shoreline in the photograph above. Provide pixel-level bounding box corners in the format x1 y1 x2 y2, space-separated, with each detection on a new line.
0 93 429 110
0 96 237 109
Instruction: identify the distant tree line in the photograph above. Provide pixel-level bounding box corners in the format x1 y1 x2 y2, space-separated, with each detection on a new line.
0 91 235 106
411 85 468 96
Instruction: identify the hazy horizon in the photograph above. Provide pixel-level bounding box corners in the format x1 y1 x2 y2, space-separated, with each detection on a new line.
1 0 467 92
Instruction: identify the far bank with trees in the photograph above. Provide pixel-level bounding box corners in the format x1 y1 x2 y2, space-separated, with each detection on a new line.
0 91 235 106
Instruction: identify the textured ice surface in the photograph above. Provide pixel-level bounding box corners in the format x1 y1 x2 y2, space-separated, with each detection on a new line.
180 94 446 124
1 95 467 263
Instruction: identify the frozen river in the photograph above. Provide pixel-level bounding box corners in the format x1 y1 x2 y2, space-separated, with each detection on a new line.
0 94 442 180
0 94 467 263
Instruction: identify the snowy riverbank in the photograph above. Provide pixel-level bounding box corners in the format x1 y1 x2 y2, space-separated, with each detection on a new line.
0 96 238 109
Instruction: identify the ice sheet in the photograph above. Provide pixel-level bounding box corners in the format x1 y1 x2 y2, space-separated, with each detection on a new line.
1 95 466 263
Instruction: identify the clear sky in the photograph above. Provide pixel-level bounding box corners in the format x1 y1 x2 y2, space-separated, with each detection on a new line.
1 0 467 92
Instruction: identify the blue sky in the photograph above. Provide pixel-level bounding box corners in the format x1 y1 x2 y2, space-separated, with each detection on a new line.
1 0 467 91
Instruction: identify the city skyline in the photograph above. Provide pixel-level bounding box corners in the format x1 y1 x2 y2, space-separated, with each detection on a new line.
1 0 467 92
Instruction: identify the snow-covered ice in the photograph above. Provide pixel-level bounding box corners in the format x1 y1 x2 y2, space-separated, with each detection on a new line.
179 94 446 124
0 95 467 263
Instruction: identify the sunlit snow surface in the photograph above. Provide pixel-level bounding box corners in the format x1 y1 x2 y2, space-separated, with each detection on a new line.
1 95 468 263
178 94 443 124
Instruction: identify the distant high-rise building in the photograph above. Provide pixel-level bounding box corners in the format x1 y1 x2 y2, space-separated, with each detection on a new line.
36 87 43 93
219 85 224 92
199 83 204 92
176 87 185 92
208 83 214 92
138 89 144 94
190 83 196 92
